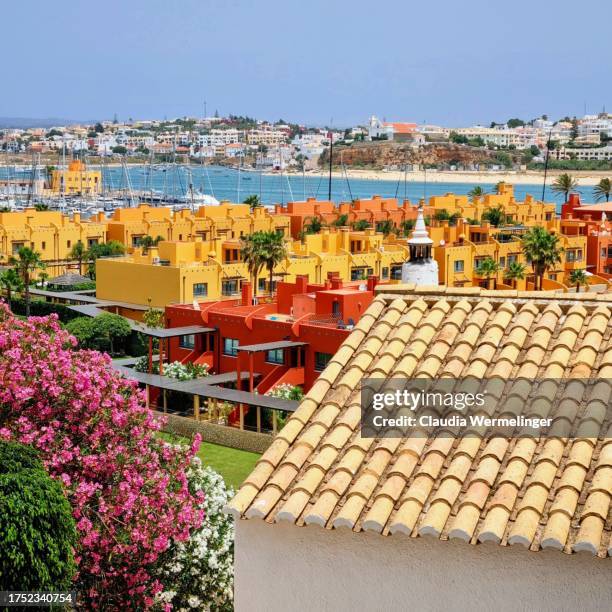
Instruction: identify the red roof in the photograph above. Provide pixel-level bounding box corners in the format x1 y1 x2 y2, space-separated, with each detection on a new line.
383 122 417 134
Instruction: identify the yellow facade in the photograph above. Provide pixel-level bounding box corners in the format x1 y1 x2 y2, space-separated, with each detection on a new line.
429 218 587 290
105 203 291 247
50 160 102 196
95 228 409 308
0 208 107 276
426 182 557 225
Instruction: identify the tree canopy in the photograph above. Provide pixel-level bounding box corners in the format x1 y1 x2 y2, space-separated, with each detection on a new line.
0 440 77 592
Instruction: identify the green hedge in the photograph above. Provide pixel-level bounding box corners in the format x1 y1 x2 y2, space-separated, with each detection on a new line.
0 441 77 591
8 298 81 322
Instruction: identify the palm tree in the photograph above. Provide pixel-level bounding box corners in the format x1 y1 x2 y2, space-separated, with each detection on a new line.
240 234 265 299
0 268 23 310
69 240 87 274
376 219 394 236
569 269 589 293
504 261 526 288
468 186 486 199
593 178 611 202
551 173 578 202
475 257 499 289
140 235 163 254
332 214 349 227
353 219 370 231
9 246 45 316
482 205 505 227
521 226 563 290
259 231 287 296
303 217 324 234
243 194 262 210
400 219 415 236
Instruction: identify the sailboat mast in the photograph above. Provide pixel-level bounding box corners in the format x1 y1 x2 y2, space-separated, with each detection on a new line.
327 129 333 201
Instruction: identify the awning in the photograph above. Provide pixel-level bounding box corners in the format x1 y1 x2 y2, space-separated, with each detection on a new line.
237 340 308 353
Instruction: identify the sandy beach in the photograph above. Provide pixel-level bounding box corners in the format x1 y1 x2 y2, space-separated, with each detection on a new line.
336 168 610 186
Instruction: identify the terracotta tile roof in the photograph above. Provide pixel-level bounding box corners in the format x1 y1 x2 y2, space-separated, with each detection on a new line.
226 286 612 558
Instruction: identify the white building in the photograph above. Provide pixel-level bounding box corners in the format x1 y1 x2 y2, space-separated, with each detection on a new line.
551 145 612 161
196 129 242 147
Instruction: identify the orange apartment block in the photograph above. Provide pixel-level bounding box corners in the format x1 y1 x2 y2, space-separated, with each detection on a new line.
562 193 612 279
275 196 418 238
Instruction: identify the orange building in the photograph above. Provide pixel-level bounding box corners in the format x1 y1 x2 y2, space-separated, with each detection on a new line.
275 196 418 238
562 194 612 279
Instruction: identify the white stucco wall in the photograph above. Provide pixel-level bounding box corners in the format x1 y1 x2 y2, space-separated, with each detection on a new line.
401 259 439 285
235 519 611 612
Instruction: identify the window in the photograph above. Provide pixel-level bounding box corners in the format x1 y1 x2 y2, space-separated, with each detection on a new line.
66 240 71 248
381 266 389 279
193 282 208 297
266 348 284 364
222 279 239 295
88 238 99 247
391 265 403 280
499 257 506 269
454 260 464 273
179 334 195 349
508 254 518 265
41 241 46 250
315 352 332 371
258 278 267 292
223 337 239 356
11 242 24 254
132 235 143 247
351 267 366 281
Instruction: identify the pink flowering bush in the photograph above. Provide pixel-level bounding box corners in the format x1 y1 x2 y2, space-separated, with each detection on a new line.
0 305 204 610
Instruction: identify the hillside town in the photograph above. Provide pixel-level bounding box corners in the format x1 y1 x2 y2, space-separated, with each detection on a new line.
3 110 612 172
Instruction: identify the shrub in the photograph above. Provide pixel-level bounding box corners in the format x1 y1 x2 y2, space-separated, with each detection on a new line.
65 313 132 355
156 462 234 611
0 440 77 591
134 358 209 380
9 298 80 322
0 305 203 609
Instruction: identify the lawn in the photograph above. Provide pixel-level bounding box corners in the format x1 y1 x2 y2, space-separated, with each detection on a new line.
159 432 260 489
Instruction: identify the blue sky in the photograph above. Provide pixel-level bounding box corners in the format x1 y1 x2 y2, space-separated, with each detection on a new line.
3 0 611 126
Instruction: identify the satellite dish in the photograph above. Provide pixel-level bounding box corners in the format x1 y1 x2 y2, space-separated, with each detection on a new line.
359 283 367 291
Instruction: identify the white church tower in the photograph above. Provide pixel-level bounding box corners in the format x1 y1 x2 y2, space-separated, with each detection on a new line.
401 204 439 285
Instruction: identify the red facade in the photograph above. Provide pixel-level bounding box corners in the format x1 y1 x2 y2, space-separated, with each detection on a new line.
164 275 378 393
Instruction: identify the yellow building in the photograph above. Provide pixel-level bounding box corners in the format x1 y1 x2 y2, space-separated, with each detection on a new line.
429 217 587 291
50 160 102 196
0 208 107 276
426 182 556 225
105 203 291 247
95 227 409 307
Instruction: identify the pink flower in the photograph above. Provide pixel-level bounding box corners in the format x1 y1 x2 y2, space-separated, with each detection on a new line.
0 303 203 610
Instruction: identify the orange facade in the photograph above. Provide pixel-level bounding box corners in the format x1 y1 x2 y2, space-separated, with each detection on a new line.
562 194 612 278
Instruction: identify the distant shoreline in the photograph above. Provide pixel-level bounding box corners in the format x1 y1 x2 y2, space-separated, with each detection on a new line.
4 162 608 187
288 168 610 187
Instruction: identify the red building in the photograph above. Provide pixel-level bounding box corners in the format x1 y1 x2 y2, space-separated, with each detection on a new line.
164 274 379 398
562 194 612 278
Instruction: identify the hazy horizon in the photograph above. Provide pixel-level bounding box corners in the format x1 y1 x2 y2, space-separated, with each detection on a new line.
3 0 611 127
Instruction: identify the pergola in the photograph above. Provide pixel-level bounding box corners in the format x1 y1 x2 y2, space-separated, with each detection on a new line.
236 340 308 392
113 358 298 433
131 323 215 375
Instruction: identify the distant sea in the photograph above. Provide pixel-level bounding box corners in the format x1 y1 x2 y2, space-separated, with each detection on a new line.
2 164 598 212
